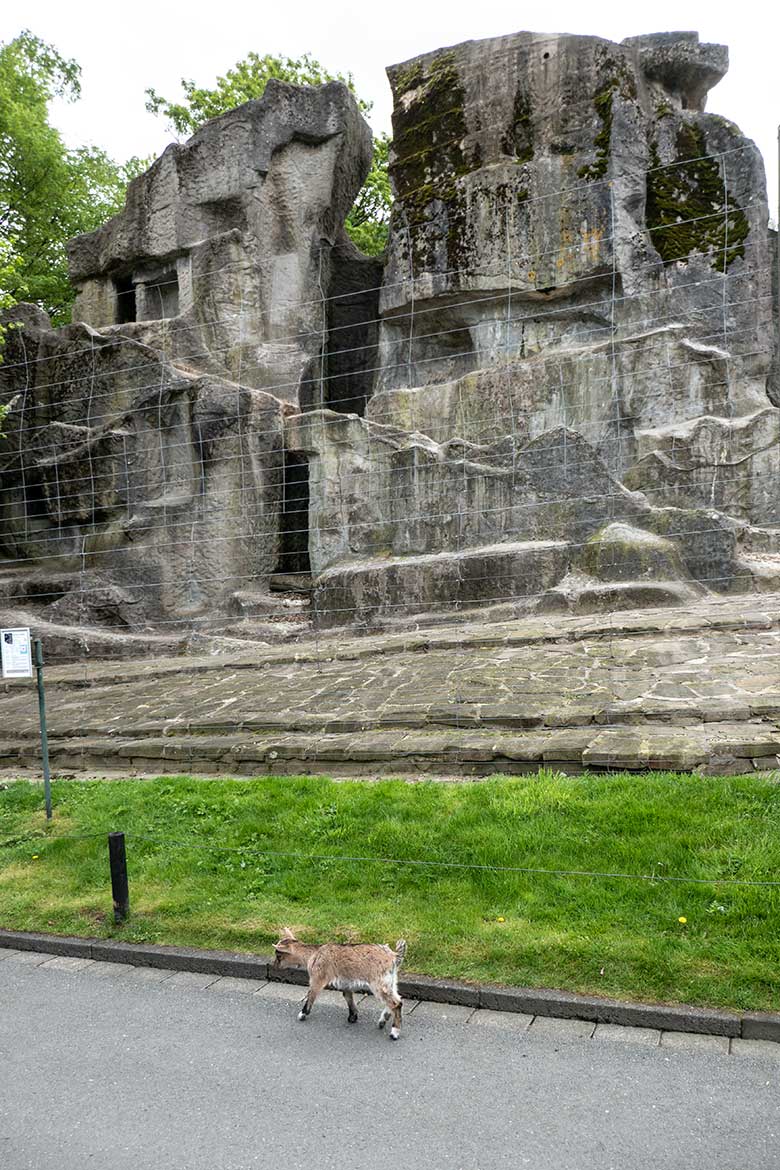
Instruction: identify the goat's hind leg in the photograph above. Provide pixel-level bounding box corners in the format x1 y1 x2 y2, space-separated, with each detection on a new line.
343 991 359 1023
388 996 402 1040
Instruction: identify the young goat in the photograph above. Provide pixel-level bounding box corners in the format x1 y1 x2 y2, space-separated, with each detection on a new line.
272 928 407 1040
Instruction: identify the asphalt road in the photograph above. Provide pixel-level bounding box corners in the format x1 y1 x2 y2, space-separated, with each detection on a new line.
1 950 778 1170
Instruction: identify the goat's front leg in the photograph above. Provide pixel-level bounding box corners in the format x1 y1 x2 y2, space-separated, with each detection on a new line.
298 981 322 1021
376 991 402 1039
343 991 359 1023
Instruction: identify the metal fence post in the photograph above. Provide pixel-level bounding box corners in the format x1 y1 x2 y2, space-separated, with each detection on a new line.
108 832 130 923
33 639 52 820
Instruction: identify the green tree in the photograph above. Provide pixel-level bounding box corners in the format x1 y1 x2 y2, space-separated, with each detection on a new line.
0 30 143 324
0 239 23 433
146 51 391 255
345 132 391 256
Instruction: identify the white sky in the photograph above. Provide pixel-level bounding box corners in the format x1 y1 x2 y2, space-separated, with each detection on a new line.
2 0 777 215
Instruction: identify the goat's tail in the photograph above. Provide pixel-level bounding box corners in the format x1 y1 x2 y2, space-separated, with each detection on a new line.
394 939 407 969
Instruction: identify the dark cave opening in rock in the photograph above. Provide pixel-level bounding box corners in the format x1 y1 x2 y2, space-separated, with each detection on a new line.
275 451 311 575
114 275 136 324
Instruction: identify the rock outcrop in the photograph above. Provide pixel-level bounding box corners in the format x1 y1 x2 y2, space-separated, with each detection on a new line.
286 29 779 627
369 30 775 490
0 310 287 628
1 32 778 656
67 80 376 409
0 81 374 647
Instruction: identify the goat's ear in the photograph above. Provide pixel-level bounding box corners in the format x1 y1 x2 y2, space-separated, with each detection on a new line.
281 926 296 941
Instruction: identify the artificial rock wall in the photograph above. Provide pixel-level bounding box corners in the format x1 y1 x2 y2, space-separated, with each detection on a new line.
1 31 779 650
288 30 780 627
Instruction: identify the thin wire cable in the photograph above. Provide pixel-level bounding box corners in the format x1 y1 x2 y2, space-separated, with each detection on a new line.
0 147 764 382
2 287 772 447
123 832 780 888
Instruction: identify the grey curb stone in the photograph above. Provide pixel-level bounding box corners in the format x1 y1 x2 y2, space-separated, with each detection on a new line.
0 930 92 959
742 1013 780 1043
0 928 769 1042
477 983 741 1037
89 939 268 981
399 973 479 1007
266 964 309 986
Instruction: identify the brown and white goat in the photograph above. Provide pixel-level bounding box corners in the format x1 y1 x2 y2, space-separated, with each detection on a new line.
272 928 407 1040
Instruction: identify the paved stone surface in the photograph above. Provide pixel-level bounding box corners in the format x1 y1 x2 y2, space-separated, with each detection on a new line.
206 976 268 995
255 981 309 1003
471 1009 534 1032
2 953 777 1170
593 1023 661 1046
528 1015 596 1042
83 960 137 979
121 965 174 983
2 593 780 775
39 956 93 974
408 1001 476 1024
2 950 56 966
661 1031 731 1054
731 1038 780 1062
163 970 220 991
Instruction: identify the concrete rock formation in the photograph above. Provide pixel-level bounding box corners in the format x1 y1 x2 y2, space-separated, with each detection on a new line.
0 82 377 649
67 80 377 409
288 29 779 628
0 32 778 658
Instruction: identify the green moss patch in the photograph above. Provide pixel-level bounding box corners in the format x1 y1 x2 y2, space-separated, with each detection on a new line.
646 123 749 272
578 49 637 183
390 51 476 268
501 85 534 165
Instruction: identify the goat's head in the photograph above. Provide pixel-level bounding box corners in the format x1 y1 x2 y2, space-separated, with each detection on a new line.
272 926 301 969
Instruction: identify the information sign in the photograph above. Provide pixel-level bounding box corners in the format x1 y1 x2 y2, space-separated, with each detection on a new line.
1 627 33 679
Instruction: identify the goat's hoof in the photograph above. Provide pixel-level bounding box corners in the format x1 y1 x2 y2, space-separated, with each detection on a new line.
348 1013 358 1024
297 1010 307 1021
377 1018 387 1029
390 1028 400 1041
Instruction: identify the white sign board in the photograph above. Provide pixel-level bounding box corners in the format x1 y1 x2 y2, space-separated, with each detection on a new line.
1 628 33 679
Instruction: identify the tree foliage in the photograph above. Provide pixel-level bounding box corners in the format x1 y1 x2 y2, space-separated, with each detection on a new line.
0 30 143 324
345 132 391 256
146 51 391 255
145 51 370 135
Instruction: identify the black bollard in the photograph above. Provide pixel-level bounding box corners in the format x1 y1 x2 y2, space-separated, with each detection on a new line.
108 832 130 923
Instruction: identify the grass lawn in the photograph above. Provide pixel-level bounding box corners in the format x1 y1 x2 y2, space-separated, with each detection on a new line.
0 771 778 1012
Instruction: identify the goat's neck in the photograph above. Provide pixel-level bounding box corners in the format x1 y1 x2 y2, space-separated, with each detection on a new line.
291 943 319 966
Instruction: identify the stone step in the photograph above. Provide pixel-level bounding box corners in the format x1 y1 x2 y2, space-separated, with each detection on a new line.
740 527 780 555
2 721 779 777
269 573 313 594
228 591 309 617
739 555 780 592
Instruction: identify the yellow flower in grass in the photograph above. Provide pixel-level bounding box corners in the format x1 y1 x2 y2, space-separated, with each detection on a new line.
496 916 505 923
678 916 687 924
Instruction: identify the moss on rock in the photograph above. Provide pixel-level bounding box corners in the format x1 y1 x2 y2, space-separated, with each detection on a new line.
501 85 534 165
578 50 637 182
646 122 749 272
